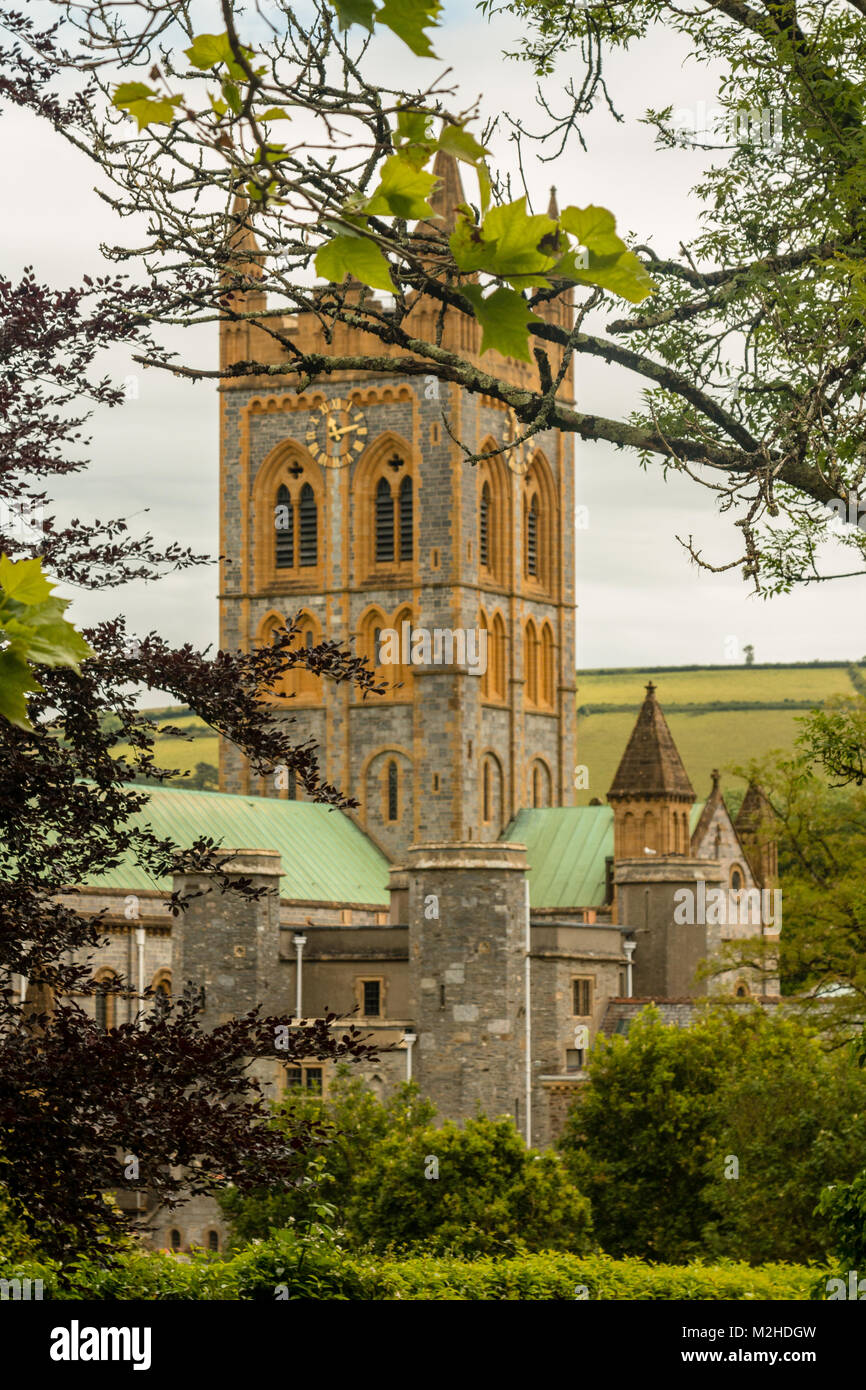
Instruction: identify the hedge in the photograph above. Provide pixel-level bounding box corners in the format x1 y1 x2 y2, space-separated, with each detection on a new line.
0 1240 824 1301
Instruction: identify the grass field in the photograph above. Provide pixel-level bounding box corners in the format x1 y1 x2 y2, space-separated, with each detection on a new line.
577 664 856 708
127 666 858 803
577 708 808 807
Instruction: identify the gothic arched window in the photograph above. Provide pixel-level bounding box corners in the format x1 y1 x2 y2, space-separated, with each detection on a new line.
540 622 555 708
94 971 117 1031
387 760 399 822
482 753 504 830
478 450 508 587
480 481 491 569
152 972 171 1017
526 494 539 578
525 619 539 707
275 483 294 568
255 446 325 590
522 454 556 594
259 610 321 702
376 476 395 564
298 482 317 567
399 475 413 561
531 759 551 808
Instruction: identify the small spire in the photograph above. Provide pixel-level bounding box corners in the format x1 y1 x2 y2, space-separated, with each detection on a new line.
608 681 695 802
425 148 467 234
547 185 559 219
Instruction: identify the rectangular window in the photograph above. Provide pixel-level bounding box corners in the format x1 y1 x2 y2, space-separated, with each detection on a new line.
566 1048 584 1072
362 980 381 1016
572 977 593 1016
284 1065 323 1092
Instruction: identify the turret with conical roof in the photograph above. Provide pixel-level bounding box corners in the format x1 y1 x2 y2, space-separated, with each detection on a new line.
607 683 695 857
734 779 778 887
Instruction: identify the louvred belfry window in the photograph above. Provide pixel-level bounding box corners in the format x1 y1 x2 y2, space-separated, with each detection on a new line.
387 760 399 821
376 476 395 563
527 495 539 577
399 475 413 561
275 484 294 568
298 482 317 567
480 481 490 569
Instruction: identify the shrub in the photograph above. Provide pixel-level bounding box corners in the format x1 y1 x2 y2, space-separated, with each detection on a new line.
348 1115 591 1256
16 1240 820 1301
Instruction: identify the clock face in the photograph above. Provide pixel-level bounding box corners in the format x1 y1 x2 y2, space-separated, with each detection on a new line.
504 409 531 476
305 398 369 469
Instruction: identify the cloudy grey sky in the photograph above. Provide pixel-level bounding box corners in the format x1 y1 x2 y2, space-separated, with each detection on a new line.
6 0 860 674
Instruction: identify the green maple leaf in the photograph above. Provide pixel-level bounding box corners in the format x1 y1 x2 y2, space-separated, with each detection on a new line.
365 155 438 219
558 205 655 302
479 198 558 286
185 32 255 81
0 648 41 730
112 82 183 131
316 234 395 292
0 555 94 730
451 198 558 287
377 0 442 57
461 284 543 361
0 554 52 605
394 108 436 170
437 124 488 164
329 0 378 32
577 249 655 302
560 205 628 256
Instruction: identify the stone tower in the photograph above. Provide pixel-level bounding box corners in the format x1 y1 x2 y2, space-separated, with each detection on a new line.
609 684 715 996
734 780 779 888
217 158 577 858
405 842 529 1125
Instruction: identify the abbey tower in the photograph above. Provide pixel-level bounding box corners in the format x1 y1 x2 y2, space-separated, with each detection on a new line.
217 154 577 858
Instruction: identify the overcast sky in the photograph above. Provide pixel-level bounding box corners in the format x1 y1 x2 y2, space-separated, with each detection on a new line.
6 0 861 676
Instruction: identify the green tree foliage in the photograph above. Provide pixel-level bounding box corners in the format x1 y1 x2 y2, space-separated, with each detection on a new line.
221 1072 590 1257
817 1166 866 1270
560 1005 866 1264
105 20 650 363
493 0 866 592
219 1072 436 1243
14 0 866 591
717 696 866 1037
349 1113 591 1256
559 1007 748 1262
703 1021 866 1265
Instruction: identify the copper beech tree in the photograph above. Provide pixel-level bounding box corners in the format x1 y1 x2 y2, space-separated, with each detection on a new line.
0 24 382 1259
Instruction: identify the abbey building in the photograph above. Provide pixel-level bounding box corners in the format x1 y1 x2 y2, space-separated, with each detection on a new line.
43 153 779 1250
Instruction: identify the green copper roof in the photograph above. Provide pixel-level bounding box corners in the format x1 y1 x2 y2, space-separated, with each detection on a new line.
504 802 707 909
504 806 614 908
87 786 391 905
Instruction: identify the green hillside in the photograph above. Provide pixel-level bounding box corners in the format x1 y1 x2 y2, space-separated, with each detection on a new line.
127 664 861 805
575 663 858 807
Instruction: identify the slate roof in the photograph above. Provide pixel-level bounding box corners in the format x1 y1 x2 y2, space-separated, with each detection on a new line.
608 682 696 801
